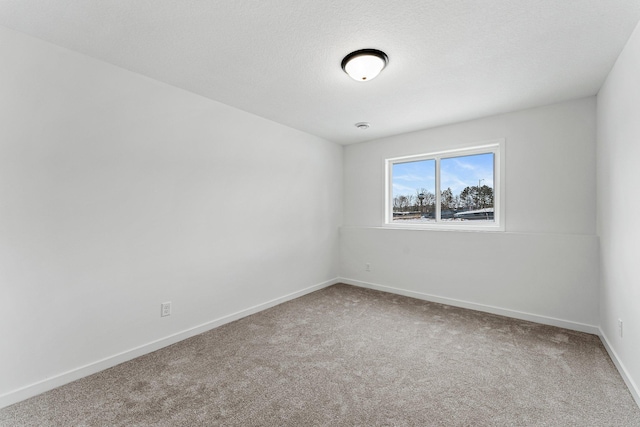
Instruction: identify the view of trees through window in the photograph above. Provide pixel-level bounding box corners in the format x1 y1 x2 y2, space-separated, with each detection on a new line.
391 152 495 223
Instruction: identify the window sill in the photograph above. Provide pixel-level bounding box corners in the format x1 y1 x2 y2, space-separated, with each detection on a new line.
381 222 505 232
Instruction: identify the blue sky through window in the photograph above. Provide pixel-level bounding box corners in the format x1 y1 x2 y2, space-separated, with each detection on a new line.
392 153 494 197
392 159 435 196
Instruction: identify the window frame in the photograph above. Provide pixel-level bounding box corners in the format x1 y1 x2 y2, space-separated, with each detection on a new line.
384 139 505 231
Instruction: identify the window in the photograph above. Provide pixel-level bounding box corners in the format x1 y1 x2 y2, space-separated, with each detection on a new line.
385 140 504 230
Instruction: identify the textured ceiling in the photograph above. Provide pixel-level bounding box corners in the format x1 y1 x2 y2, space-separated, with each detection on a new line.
1 1 639 144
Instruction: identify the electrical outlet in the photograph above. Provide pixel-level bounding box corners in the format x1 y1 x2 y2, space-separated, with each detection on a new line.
365 263 371 272
618 319 623 338
161 302 172 317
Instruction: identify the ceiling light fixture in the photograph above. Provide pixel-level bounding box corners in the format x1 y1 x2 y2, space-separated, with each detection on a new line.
341 49 388 82
355 122 370 130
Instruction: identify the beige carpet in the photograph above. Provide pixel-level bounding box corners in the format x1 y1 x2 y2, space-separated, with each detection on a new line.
1 284 639 426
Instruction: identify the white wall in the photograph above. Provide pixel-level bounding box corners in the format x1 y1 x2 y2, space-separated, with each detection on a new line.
341 98 599 330
0 26 342 406
597 20 640 404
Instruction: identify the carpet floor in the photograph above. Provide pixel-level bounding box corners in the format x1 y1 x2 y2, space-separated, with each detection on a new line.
1 284 639 426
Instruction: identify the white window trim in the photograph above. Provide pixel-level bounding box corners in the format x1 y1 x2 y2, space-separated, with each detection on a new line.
384 139 505 232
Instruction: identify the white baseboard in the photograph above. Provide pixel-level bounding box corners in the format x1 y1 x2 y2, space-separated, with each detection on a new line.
598 329 640 408
0 278 338 409
339 277 600 335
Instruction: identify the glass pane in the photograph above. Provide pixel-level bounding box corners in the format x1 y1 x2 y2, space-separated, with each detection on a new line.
440 153 494 222
391 159 436 223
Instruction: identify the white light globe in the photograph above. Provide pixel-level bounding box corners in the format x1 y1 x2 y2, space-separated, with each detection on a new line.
342 49 388 82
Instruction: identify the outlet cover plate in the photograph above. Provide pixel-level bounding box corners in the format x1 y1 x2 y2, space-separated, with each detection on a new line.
161 302 171 317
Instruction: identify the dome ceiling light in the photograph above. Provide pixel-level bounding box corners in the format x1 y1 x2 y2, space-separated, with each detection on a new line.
341 49 389 82
355 122 370 130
